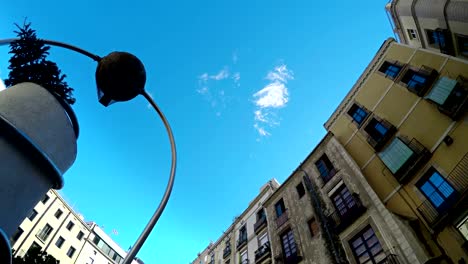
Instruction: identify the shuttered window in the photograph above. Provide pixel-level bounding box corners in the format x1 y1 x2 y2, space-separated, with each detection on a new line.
378 138 414 174
425 77 458 105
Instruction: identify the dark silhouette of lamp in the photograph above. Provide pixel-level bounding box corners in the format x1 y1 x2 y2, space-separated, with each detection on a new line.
0 38 177 264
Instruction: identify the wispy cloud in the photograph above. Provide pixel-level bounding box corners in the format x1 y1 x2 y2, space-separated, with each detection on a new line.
196 66 240 116
232 51 238 64
232 72 240 87
253 64 293 137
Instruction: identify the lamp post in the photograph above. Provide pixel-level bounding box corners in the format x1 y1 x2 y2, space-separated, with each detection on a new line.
0 38 177 264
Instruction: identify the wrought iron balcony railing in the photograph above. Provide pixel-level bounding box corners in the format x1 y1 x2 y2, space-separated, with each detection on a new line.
254 216 267 234
327 193 366 233
417 154 468 228
237 236 248 250
275 210 289 229
438 75 468 120
394 137 431 183
254 242 271 263
223 246 231 259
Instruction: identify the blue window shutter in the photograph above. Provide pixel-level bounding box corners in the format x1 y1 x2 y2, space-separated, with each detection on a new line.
425 77 457 105
378 138 414 174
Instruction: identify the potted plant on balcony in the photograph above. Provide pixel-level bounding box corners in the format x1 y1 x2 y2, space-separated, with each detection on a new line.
0 22 78 240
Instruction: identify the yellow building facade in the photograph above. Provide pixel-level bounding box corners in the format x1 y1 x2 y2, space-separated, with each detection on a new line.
325 38 468 263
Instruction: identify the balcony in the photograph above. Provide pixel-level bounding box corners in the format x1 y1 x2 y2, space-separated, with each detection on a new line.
274 253 303 264
380 137 431 184
437 75 468 120
237 236 248 250
327 194 366 233
223 246 231 259
417 154 468 229
381 253 402 264
275 210 289 229
254 242 271 263
254 216 267 234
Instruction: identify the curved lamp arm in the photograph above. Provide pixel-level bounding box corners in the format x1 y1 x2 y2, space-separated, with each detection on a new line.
122 91 177 263
0 38 177 263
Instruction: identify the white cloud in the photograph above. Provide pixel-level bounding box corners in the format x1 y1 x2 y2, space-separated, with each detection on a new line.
252 64 293 137
232 72 240 86
254 123 270 137
232 51 238 64
253 82 289 108
0 78 5 92
197 87 209 95
211 69 229 80
199 73 209 82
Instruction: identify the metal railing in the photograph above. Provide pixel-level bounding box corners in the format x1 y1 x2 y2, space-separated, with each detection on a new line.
327 193 366 233
417 153 468 226
237 236 248 250
254 216 267 234
438 75 468 120
254 242 271 263
394 137 431 183
223 246 231 259
276 210 289 229
241 259 249 264
382 253 402 264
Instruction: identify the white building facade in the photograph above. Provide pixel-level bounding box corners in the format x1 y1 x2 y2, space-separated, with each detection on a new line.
9 189 142 264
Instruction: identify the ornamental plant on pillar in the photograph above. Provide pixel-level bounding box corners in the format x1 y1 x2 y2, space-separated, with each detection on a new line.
4 22 75 105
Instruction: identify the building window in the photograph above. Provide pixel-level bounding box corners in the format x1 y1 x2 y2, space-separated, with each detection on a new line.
364 117 395 150
28 209 38 221
456 215 468 242
378 61 403 79
54 209 63 219
10 228 23 245
239 225 247 242
331 185 356 217
77 231 84 241
350 226 386 264
308 218 319 237
296 182 305 198
41 194 50 204
37 224 53 241
378 138 414 175
240 250 248 264
55 236 65 248
315 154 336 183
257 208 265 220
408 29 418 40
426 29 444 48
275 199 286 217
347 103 369 126
67 246 76 258
281 229 298 260
457 34 468 57
66 221 75 231
259 232 269 246
417 168 456 210
400 66 438 96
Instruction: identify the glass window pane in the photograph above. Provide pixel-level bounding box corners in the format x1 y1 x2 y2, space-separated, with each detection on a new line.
421 182 436 197
429 192 444 207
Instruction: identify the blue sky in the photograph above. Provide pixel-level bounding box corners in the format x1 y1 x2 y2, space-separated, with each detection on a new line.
0 1 393 263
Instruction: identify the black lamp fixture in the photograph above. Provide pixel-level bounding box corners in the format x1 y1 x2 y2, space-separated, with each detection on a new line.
0 38 177 264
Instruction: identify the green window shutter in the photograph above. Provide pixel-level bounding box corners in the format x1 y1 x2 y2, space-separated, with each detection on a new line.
425 77 457 105
378 138 414 174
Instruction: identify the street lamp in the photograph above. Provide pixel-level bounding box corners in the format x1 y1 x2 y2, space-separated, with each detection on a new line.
0 38 177 264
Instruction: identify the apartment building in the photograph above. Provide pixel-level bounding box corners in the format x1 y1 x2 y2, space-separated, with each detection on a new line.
191 180 280 264
325 38 467 263
385 0 468 60
9 189 142 264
